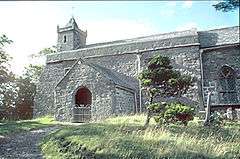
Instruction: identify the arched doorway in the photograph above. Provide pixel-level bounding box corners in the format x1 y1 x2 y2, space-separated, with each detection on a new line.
75 87 92 106
73 87 92 122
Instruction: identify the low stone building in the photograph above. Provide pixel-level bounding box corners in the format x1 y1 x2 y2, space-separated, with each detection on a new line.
34 17 240 122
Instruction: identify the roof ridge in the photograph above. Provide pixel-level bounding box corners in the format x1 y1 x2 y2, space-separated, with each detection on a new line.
198 26 239 32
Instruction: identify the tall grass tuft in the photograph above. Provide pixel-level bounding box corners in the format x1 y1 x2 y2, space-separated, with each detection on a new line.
40 115 240 159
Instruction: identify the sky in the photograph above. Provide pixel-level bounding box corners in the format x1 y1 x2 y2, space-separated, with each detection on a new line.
0 1 239 75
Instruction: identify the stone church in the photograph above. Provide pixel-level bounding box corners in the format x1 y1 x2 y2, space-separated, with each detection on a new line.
34 17 240 122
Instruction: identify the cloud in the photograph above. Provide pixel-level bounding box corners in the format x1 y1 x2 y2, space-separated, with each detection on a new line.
182 1 193 9
176 22 198 31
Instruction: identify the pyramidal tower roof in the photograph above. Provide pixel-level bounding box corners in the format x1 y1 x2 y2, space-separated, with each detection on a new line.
65 17 79 28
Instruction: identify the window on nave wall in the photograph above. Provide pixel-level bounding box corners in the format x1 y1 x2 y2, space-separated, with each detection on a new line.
218 65 238 104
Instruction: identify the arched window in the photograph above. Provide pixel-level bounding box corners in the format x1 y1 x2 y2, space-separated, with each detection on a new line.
75 87 92 107
218 65 238 104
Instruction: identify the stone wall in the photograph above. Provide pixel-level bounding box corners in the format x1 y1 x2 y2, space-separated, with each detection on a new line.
34 60 75 116
55 62 116 122
57 20 87 52
57 31 75 52
114 87 135 115
201 45 240 105
86 53 139 89
35 26 239 121
36 32 201 118
140 45 201 109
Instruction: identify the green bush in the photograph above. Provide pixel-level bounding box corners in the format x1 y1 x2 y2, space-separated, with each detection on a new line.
148 102 166 113
209 111 224 127
164 103 195 125
148 102 195 125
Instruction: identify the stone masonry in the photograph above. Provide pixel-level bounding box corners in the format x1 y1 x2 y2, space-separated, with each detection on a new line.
34 17 240 122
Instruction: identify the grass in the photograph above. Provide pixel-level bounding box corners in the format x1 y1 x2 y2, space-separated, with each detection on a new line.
40 115 240 159
0 116 58 136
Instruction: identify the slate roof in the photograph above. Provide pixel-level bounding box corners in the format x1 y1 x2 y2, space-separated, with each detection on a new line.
47 28 199 63
55 58 136 91
84 28 198 49
88 63 136 91
198 26 240 48
48 26 239 63
65 17 79 28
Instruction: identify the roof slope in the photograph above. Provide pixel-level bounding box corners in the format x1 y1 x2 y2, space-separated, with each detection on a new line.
65 17 79 28
47 28 199 63
89 63 136 91
47 26 239 63
84 29 198 49
55 58 136 91
198 26 240 48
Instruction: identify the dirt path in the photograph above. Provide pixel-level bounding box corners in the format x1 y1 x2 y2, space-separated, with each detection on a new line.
0 126 59 159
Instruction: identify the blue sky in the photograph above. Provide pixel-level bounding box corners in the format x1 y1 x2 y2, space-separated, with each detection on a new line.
66 1 239 32
0 1 239 74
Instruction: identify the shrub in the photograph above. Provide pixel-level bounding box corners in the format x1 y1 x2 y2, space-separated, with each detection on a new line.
209 111 224 127
139 54 195 127
163 103 194 125
148 102 195 126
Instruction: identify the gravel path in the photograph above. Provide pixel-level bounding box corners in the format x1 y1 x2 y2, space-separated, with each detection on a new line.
0 126 59 159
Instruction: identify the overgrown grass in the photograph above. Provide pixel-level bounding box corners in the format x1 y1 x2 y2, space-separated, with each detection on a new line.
40 115 240 159
0 116 58 136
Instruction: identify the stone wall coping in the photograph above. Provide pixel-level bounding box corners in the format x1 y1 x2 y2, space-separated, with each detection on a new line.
200 42 239 53
54 58 81 89
116 85 135 93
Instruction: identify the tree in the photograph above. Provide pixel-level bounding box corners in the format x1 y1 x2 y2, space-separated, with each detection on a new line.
22 64 43 84
0 34 56 119
29 46 57 58
0 34 18 110
15 46 55 108
213 0 239 12
38 46 57 56
0 34 13 46
139 55 194 103
0 34 13 83
15 64 43 106
139 55 194 127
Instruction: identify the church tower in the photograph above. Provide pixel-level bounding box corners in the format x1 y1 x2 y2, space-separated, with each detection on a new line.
57 17 87 52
